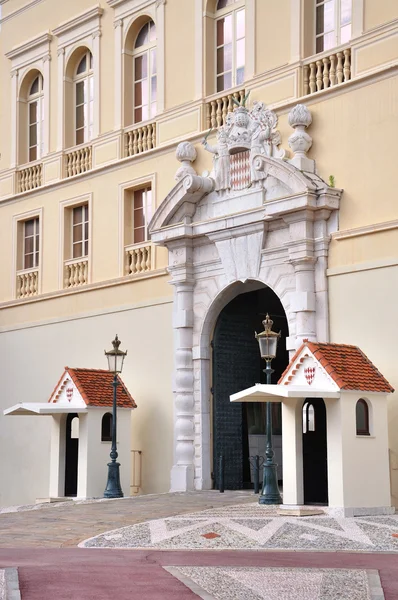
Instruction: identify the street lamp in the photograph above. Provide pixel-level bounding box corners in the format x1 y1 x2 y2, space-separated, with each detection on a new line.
104 334 127 498
255 314 283 505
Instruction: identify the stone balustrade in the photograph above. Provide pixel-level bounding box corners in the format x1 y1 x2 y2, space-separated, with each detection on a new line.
16 268 39 298
17 164 43 193
65 145 92 177
125 123 156 157
125 244 152 275
206 89 246 129
64 258 88 288
303 48 351 95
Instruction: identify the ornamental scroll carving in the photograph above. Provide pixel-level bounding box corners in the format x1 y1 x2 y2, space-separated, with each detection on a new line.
202 102 286 192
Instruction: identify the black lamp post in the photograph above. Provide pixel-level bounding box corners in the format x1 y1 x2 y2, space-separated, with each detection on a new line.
104 334 127 499
255 314 283 505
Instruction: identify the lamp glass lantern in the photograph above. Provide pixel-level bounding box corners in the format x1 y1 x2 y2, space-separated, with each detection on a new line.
255 314 281 361
105 334 127 373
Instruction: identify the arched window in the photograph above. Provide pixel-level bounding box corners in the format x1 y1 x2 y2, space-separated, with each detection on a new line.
356 399 370 436
27 74 44 162
302 401 315 433
215 0 245 92
74 50 94 145
133 19 157 123
101 412 113 442
315 0 352 53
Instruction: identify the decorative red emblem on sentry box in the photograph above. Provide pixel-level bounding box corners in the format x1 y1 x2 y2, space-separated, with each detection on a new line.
304 367 315 385
66 387 74 402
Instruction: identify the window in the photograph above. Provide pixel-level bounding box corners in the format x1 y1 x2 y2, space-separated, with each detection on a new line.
101 413 112 442
23 217 40 270
133 20 157 123
72 204 89 259
74 51 94 145
216 0 245 92
27 74 44 162
132 186 153 244
316 0 352 53
303 401 315 433
356 399 370 436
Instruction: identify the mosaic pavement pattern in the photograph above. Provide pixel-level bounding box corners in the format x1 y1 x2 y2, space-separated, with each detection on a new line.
81 502 398 552
164 566 384 600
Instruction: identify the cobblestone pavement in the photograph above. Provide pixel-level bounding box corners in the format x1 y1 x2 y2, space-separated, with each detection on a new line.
0 491 254 548
81 502 398 554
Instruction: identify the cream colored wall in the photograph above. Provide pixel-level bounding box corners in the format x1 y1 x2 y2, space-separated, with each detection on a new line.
0 300 174 507
0 150 179 304
364 0 398 31
164 0 196 109
329 266 398 505
255 0 290 74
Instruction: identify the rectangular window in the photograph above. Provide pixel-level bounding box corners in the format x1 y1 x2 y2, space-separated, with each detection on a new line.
23 217 40 269
72 204 89 259
28 98 43 162
216 8 245 93
315 0 351 53
133 187 152 244
75 77 93 145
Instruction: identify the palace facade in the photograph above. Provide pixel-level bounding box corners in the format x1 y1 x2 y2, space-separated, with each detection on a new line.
0 0 397 509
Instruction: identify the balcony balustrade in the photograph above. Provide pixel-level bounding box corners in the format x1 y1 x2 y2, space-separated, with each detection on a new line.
16 267 39 298
64 257 88 288
125 244 152 275
17 163 43 193
206 88 246 129
303 47 351 95
125 122 156 157
65 144 92 177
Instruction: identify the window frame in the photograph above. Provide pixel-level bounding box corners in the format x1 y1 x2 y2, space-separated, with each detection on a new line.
73 50 94 146
59 194 93 289
101 412 113 442
132 185 153 245
215 0 245 93
315 0 352 54
118 175 156 276
23 217 40 270
356 398 370 436
12 208 43 298
27 74 44 163
71 203 89 260
302 401 316 433
132 20 157 124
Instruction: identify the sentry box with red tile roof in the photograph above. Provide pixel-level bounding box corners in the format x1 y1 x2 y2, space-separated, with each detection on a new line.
231 341 394 517
4 367 136 501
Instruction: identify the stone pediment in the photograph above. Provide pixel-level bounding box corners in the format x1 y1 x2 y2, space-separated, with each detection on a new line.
149 102 342 242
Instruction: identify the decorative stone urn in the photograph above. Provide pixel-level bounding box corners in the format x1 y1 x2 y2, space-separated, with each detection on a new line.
175 141 197 181
288 104 314 172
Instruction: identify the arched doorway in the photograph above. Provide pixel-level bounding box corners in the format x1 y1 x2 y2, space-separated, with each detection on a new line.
212 285 289 490
302 398 328 504
65 413 79 497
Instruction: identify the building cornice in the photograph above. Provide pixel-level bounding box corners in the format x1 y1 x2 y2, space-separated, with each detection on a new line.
332 219 398 240
53 4 103 38
5 32 52 60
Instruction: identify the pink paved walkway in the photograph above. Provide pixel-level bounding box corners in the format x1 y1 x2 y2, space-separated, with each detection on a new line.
0 548 398 599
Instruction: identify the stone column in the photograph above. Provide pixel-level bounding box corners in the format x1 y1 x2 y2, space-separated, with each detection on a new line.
169 242 195 492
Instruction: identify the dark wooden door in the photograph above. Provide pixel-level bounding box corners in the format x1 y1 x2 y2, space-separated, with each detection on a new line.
65 413 79 497
212 288 288 490
302 398 328 504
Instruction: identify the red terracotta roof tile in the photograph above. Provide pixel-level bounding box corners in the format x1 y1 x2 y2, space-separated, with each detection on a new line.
49 367 137 408
279 342 394 394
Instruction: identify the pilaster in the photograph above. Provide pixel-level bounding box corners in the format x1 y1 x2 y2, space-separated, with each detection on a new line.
10 70 18 168
113 19 123 130
156 0 165 113
92 31 101 138
169 242 195 492
42 53 51 155
56 48 65 151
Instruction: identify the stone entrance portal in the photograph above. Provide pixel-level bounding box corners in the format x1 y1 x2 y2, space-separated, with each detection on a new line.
150 101 343 493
